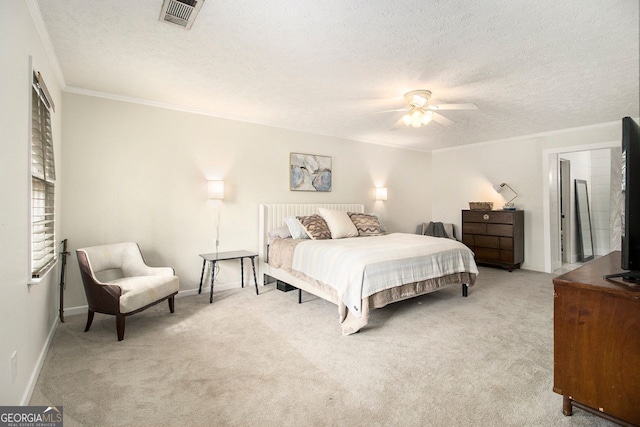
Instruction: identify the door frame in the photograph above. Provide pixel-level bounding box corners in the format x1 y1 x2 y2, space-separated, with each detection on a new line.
559 158 571 264
542 141 618 273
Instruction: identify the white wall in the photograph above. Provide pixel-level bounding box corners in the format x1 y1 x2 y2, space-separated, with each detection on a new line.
60 92 433 309
0 1 63 405
432 124 622 272
610 147 623 251
590 149 612 256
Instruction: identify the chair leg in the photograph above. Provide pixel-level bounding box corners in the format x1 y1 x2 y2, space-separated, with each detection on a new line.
168 296 175 313
84 309 95 332
116 314 125 341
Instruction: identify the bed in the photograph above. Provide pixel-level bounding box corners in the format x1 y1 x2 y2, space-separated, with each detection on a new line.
258 204 478 335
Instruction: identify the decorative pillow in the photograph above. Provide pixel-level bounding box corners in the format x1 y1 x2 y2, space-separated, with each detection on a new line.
347 212 385 236
297 214 332 240
284 216 309 240
268 225 292 244
318 208 359 239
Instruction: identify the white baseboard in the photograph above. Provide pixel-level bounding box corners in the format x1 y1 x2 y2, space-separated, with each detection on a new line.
21 317 59 405
63 280 255 317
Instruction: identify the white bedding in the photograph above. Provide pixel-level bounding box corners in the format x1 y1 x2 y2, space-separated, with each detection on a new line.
292 233 479 318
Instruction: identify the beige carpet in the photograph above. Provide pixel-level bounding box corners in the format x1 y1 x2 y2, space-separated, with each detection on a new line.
30 267 616 426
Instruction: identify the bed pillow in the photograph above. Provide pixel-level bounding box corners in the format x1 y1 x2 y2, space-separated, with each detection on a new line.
284 216 310 239
297 214 332 240
318 208 359 239
268 225 292 244
347 212 385 236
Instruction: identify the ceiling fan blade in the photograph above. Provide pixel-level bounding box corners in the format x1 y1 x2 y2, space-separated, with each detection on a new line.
428 103 478 110
431 112 454 127
378 108 408 113
390 117 406 130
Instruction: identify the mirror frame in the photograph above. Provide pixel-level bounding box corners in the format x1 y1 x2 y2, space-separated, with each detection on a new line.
574 179 594 262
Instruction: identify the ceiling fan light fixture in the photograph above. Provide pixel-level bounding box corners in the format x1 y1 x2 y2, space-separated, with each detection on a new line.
422 110 433 125
411 94 428 108
410 109 424 127
405 90 432 108
394 89 477 130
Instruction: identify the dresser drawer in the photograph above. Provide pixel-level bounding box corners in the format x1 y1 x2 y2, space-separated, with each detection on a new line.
500 250 514 263
463 222 486 235
487 224 513 237
500 237 513 250
470 248 514 264
475 235 499 249
474 247 501 262
463 210 515 224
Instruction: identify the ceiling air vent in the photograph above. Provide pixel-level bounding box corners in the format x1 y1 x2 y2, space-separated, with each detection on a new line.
159 0 204 30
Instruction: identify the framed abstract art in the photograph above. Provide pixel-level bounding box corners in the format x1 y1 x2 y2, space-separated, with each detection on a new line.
290 153 332 192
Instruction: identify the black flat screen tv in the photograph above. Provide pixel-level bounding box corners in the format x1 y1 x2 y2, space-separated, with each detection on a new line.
605 116 640 282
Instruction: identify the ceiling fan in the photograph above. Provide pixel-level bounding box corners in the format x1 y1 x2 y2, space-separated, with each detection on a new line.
389 90 478 128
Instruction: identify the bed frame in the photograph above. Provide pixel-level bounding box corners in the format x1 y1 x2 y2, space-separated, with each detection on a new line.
258 203 471 334
257 203 471 293
258 203 364 295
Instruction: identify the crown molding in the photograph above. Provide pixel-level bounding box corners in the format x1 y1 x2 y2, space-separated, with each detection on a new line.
63 85 430 153
432 120 627 154
25 0 66 89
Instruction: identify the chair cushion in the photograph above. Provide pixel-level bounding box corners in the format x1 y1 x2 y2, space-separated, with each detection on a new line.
110 275 179 314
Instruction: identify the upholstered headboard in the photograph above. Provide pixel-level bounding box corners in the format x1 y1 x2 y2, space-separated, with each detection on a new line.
258 203 364 265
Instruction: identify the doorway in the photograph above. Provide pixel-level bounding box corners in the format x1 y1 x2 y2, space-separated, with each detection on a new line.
549 147 618 274
543 141 620 274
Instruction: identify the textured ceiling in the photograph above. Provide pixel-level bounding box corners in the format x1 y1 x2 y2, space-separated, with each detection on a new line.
35 0 639 151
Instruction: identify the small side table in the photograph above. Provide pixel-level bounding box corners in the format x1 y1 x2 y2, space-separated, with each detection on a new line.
198 250 259 303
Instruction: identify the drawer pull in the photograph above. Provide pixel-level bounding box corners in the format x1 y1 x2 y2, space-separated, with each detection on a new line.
483 214 489 220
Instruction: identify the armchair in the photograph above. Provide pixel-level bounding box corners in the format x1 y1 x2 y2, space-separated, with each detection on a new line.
76 242 179 341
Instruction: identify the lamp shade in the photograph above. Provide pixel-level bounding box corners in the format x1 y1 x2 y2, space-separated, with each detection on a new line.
375 187 388 201
208 180 224 199
492 182 518 206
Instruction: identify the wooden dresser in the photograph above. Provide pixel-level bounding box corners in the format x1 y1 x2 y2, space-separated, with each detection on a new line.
553 252 640 426
461 209 524 271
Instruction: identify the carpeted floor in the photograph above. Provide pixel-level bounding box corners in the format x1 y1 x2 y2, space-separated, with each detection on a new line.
30 267 616 426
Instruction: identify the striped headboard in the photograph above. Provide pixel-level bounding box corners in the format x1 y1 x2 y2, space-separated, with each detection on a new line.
258 203 364 264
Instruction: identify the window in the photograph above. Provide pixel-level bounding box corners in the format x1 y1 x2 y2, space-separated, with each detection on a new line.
31 70 56 279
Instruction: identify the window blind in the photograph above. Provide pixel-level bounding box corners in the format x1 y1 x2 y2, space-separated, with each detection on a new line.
31 71 56 279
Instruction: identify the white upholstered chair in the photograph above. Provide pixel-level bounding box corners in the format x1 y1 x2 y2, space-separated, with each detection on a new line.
76 242 179 341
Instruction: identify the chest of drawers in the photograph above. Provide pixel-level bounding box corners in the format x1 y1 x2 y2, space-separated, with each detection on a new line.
553 252 640 425
462 209 524 271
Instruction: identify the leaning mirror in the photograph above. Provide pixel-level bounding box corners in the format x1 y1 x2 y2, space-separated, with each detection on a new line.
574 179 594 262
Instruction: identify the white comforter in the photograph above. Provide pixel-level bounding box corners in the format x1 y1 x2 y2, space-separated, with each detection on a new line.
291 233 479 318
